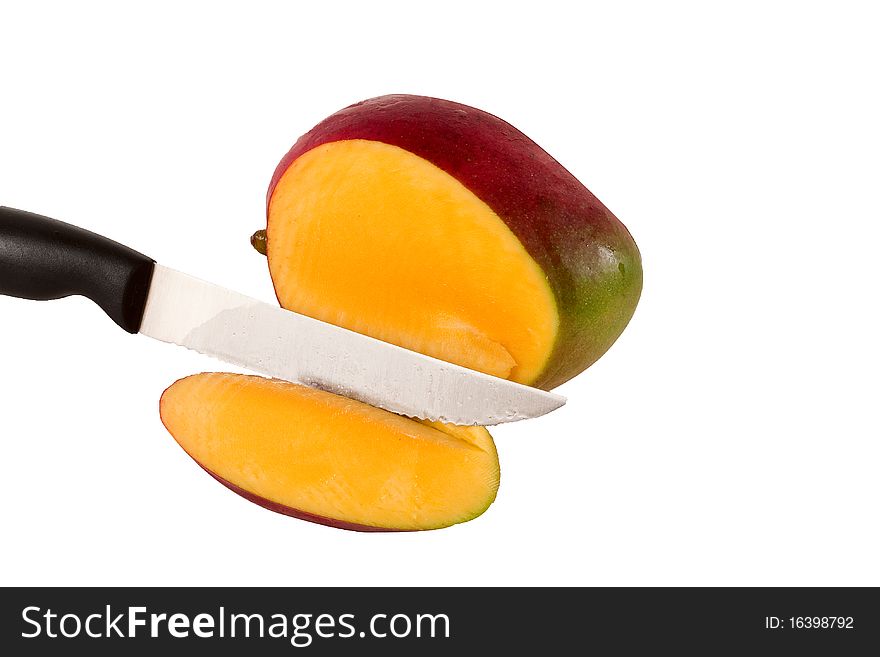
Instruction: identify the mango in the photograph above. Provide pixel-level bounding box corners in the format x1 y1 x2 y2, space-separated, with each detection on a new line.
262 94 642 388
162 95 642 531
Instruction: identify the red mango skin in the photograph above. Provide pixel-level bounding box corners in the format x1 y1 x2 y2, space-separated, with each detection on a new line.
268 95 643 389
200 465 406 533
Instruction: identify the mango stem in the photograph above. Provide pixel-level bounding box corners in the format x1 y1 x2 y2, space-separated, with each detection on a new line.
250 229 268 256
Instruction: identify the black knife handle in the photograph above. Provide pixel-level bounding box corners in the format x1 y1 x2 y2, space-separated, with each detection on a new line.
0 207 155 333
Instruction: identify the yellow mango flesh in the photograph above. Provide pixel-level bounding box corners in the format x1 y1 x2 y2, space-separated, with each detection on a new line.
160 373 500 531
268 139 559 384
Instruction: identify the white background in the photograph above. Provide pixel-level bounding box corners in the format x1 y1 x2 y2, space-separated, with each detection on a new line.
1 1 878 587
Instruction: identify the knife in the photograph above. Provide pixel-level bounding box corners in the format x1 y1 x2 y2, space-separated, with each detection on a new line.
0 207 565 425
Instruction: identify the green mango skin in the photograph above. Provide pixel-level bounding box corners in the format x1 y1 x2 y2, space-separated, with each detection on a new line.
268 95 642 389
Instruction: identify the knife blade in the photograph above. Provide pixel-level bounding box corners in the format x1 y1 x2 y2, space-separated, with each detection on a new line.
0 207 565 425
140 265 565 424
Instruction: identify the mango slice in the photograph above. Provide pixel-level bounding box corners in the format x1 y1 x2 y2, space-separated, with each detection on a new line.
161 373 500 531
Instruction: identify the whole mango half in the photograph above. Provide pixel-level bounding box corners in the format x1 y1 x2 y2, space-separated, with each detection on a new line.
261 94 642 389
